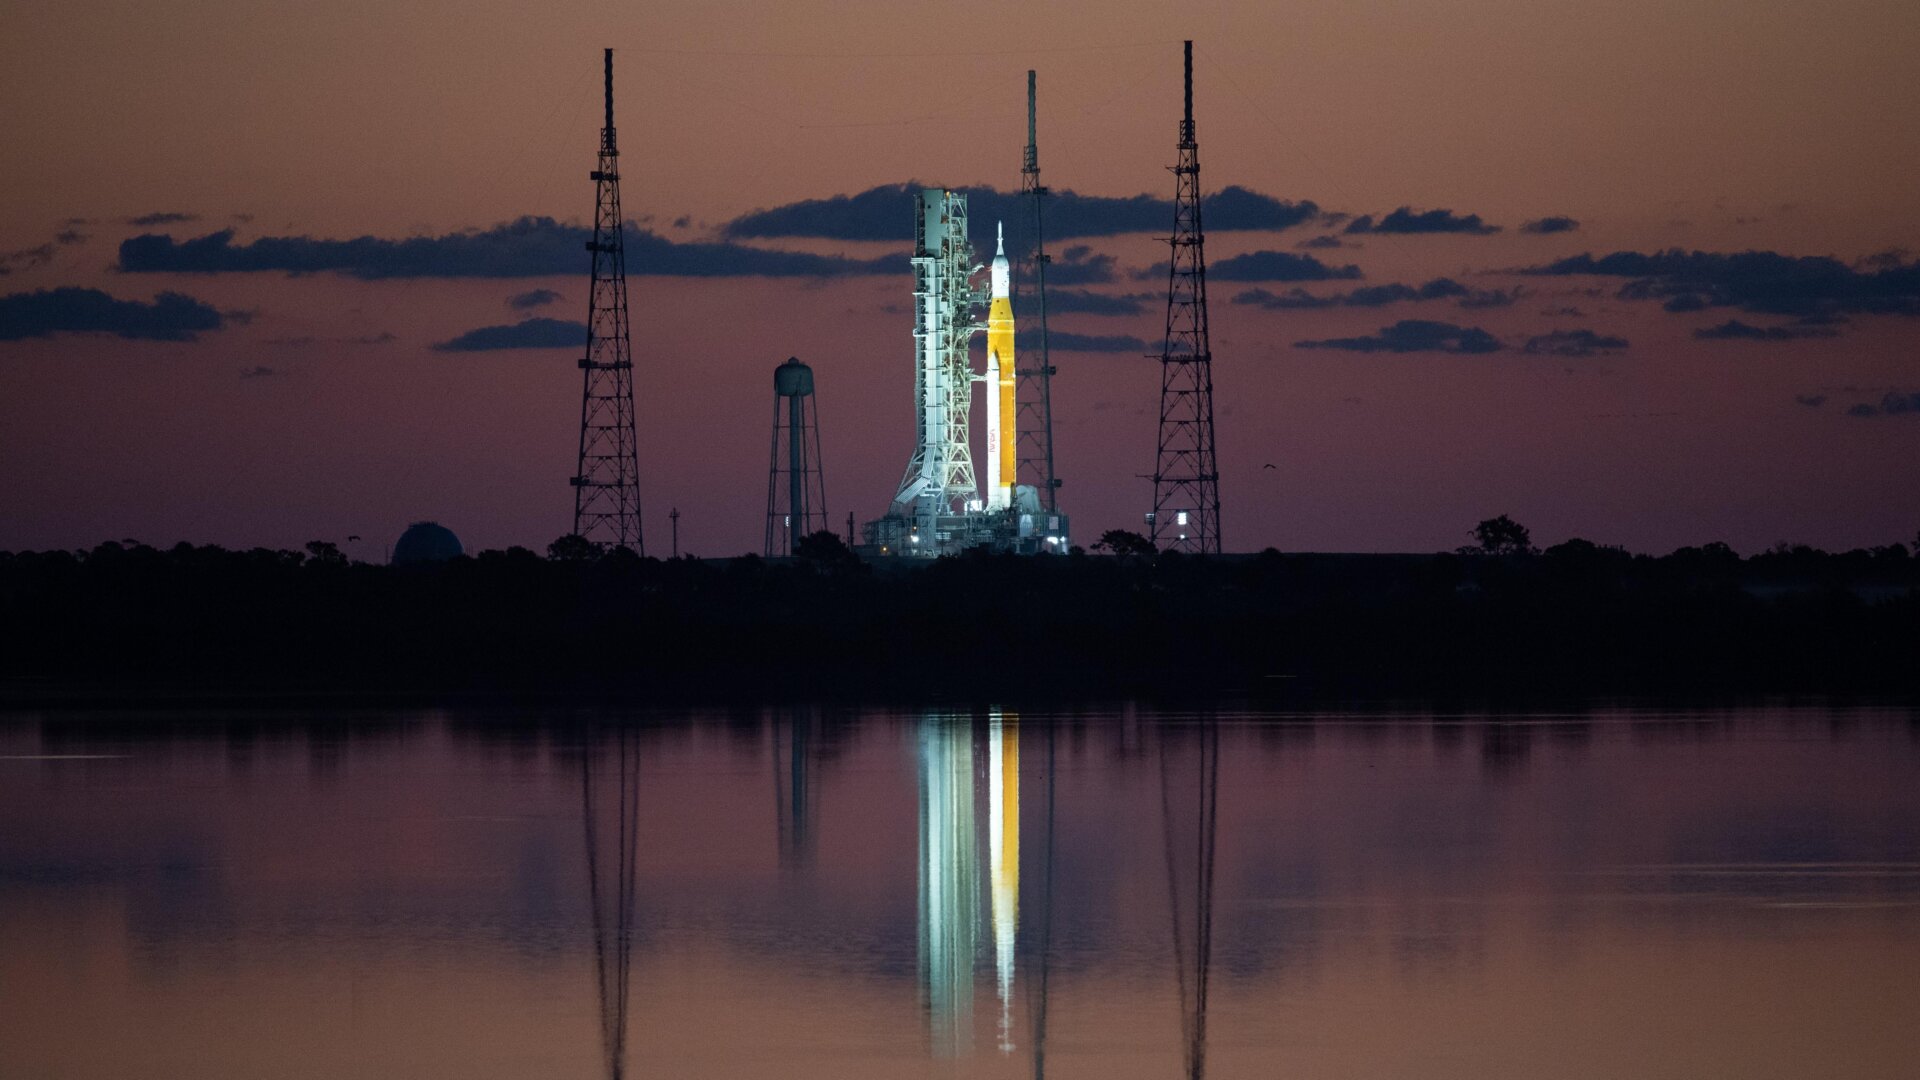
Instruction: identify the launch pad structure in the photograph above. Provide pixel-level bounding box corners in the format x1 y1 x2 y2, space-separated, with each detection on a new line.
862 74 1070 558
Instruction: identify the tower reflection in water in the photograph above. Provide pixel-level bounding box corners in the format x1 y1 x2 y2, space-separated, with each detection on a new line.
772 708 816 870
1161 718 1220 1080
917 715 980 1056
581 727 640 1080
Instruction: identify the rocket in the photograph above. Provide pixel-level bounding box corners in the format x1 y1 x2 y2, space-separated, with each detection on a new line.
985 222 1016 511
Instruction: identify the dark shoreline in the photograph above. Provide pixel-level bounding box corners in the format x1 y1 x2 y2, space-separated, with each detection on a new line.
4 541 1917 708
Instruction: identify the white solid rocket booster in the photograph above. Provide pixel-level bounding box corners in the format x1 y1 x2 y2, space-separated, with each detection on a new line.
985 222 1016 511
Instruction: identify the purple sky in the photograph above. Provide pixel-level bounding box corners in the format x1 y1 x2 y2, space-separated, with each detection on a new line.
3 2 1918 556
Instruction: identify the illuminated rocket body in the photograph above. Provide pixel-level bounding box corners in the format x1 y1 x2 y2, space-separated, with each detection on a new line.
985 223 1016 511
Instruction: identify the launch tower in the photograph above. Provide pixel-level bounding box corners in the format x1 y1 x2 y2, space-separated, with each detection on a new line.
570 48 644 552
893 189 981 529
862 76 1072 557
1150 41 1222 555
1015 70 1060 513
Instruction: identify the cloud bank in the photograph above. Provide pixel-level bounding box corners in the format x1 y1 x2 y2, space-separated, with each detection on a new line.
1522 329 1629 357
1345 207 1499 235
508 288 562 309
120 218 909 280
433 317 587 351
1520 216 1581 234
1693 319 1842 342
1232 277 1512 310
1844 391 1920 418
1295 319 1502 354
0 287 225 341
723 183 1320 242
1525 248 1920 317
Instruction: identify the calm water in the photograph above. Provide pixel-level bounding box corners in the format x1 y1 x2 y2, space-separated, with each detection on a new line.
3 704 1918 1079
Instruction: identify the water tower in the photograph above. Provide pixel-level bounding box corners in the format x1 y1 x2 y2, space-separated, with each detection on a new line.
766 357 828 556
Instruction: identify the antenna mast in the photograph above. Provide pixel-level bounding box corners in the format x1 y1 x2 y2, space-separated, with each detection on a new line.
571 48 644 551
1150 42 1221 554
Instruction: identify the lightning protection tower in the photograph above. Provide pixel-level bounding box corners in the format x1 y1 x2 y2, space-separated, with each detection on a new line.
571 48 644 552
1151 41 1222 555
1016 70 1060 513
766 357 828 557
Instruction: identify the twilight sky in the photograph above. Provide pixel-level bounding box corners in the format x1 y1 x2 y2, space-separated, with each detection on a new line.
3 0 1918 556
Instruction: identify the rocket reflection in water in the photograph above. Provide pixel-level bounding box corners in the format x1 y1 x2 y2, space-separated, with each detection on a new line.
917 711 1024 1058
988 712 1019 1051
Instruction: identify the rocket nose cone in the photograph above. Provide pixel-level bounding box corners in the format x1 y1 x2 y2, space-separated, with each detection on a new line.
990 220 1011 297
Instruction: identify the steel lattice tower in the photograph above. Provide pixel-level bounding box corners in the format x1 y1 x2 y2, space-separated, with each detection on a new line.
1015 70 1060 512
571 48 643 552
1151 42 1221 555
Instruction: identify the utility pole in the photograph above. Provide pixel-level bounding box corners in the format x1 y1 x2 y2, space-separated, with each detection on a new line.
669 507 679 558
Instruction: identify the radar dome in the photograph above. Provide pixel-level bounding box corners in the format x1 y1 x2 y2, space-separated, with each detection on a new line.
391 521 463 565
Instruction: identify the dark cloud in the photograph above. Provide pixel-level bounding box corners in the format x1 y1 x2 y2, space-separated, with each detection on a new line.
0 286 224 341
1019 329 1150 354
1295 234 1351 250
1693 319 1840 342
1457 287 1521 309
1793 394 1827 408
433 317 587 351
2 243 55 271
1522 329 1629 357
1205 250 1362 282
1524 248 1920 318
1344 207 1499 236
126 212 200 226
1520 216 1581 234
1232 277 1512 310
508 288 562 309
53 229 88 246
239 365 277 379
1047 245 1117 285
1029 288 1145 315
1295 319 1503 354
1858 249 1911 272
119 218 908 280
1845 391 1920 418
723 183 1319 242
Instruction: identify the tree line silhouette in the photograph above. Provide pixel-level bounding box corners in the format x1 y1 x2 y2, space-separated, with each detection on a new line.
1 521 1915 701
